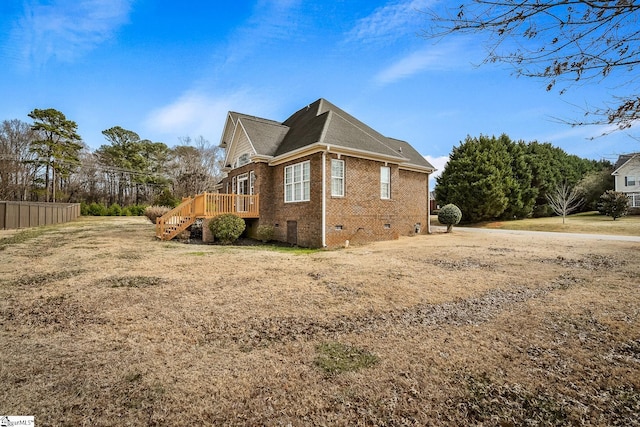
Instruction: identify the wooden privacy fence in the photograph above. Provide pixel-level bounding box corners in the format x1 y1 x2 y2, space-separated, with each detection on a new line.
0 201 81 230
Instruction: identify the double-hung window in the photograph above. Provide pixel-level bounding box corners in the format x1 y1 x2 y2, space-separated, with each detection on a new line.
285 161 310 202
331 159 344 197
626 176 637 186
380 166 391 199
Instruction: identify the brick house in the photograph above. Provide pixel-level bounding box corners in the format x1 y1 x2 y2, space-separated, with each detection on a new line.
612 153 640 214
206 98 435 248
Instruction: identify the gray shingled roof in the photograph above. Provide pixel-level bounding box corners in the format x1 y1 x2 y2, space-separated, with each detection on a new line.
388 138 435 169
613 153 640 172
239 117 289 157
228 98 434 170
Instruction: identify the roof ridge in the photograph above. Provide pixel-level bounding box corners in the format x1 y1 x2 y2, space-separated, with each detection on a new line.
241 116 289 128
233 112 282 126
329 109 402 157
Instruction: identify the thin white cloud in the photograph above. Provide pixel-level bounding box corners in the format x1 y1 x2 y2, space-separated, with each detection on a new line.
143 1 304 145
373 47 444 85
219 0 305 67
373 40 472 86
8 0 132 68
425 155 448 181
346 0 434 44
143 90 276 145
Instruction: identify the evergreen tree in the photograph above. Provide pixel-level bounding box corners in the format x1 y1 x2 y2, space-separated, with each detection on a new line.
436 135 602 223
525 142 601 216
97 126 170 205
28 108 83 202
576 167 614 211
435 134 513 222
501 139 536 219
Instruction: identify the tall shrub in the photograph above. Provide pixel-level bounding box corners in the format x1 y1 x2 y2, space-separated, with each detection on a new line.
598 191 629 220
144 205 171 224
208 214 246 244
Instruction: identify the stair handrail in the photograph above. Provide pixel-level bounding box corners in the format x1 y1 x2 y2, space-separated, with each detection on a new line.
156 197 195 239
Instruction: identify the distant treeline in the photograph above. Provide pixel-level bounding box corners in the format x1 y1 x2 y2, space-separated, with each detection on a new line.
0 110 224 206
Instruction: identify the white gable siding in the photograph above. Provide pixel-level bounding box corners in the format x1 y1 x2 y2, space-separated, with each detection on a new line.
220 114 237 147
614 156 640 193
227 123 255 168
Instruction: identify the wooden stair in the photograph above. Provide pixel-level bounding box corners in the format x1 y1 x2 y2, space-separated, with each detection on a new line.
156 192 260 241
156 197 197 241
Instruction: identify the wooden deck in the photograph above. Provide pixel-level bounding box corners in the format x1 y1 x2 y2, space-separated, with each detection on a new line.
156 193 259 240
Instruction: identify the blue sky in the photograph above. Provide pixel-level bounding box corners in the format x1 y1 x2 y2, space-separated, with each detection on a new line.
1 0 638 183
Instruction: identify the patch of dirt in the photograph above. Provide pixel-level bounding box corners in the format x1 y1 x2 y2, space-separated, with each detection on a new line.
538 254 627 270
2 294 107 331
101 275 169 288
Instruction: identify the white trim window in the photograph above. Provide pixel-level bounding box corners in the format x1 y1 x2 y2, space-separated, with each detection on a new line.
285 161 310 202
236 153 250 168
625 176 637 186
331 159 344 197
380 166 391 199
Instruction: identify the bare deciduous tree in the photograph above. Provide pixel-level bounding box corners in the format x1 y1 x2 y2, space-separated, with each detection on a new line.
0 119 38 201
170 136 223 198
546 181 584 223
424 1 640 133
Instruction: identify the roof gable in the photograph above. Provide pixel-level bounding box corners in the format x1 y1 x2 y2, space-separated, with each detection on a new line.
223 121 255 167
239 117 289 157
613 153 640 175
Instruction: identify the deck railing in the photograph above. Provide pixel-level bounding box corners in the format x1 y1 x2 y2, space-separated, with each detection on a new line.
156 193 259 240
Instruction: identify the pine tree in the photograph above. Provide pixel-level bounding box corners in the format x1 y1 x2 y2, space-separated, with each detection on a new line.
28 109 83 202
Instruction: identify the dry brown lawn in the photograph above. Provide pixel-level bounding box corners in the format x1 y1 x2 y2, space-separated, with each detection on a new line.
1 216 639 426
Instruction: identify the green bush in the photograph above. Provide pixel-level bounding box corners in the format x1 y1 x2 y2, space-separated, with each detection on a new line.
208 214 246 244
122 204 146 216
438 203 463 233
87 202 108 216
256 225 274 242
107 203 122 216
598 190 629 220
144 205 171 224
81 202 147 216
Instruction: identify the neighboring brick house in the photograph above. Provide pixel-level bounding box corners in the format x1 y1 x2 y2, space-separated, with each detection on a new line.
612 153 640 214
215 98 435 248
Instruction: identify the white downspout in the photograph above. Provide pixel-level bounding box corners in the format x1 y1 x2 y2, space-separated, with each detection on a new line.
427 172 431 234
322 149 327 247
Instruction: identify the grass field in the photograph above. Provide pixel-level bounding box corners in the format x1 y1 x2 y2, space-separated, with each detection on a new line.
1 216 639 425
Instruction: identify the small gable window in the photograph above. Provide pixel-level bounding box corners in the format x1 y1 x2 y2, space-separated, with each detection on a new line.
284 161 310 202
626 176 637 186
237 153 250 167
380 166 391 199
331 159 345 197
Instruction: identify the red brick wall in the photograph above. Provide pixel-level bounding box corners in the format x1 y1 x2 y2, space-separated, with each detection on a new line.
324 155 429 248
395 168 430 234
259 153 324 248
219 153 429 248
